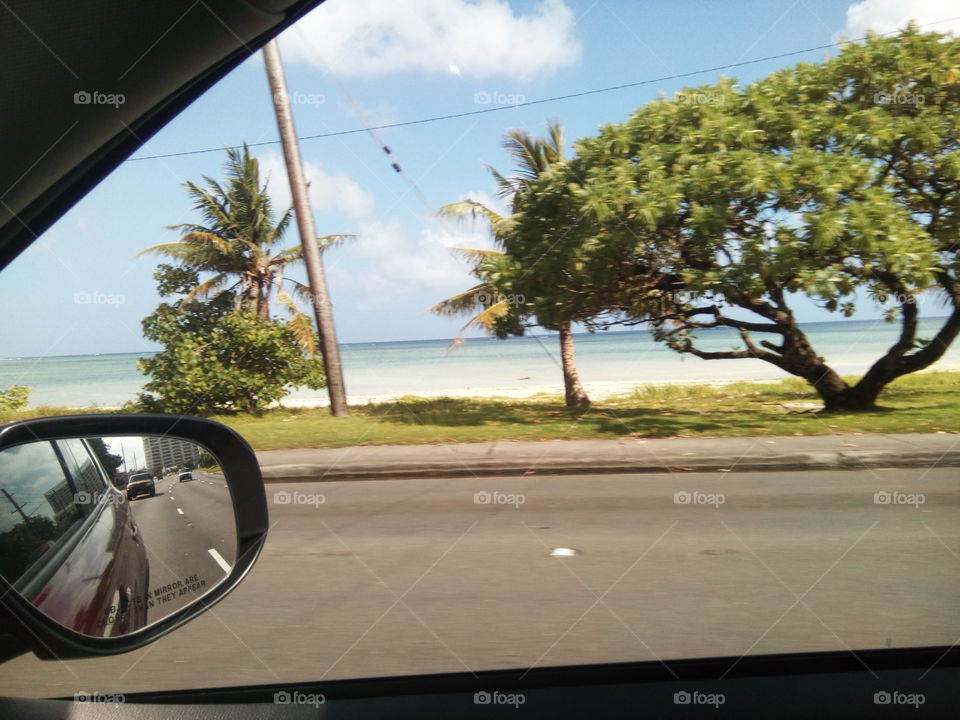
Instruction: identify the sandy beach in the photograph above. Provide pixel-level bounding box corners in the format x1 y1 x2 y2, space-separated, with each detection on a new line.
8 322 960 409
274 363 960 409
274 377 792 408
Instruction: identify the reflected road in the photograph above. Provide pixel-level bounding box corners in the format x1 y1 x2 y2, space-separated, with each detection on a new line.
126 470 236 623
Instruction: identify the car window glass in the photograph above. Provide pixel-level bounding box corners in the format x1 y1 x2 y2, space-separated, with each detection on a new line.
0 442 83 585
4 0 960 703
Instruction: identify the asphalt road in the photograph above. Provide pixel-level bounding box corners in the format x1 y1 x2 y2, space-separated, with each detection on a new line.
126 470 236 624
2 467 960 697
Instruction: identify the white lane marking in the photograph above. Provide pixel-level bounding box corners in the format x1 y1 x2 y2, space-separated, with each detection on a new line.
177 508 184 515
169 496 174 500
208 548 232 573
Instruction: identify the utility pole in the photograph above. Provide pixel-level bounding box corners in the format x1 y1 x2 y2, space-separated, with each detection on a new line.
263 39 350 416
2 488 30 524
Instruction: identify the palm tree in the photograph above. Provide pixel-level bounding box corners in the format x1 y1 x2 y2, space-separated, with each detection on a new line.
431 122 590 409
137 144 352 354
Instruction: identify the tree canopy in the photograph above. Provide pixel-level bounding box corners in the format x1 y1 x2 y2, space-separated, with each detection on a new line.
138 266 326 415
501 27 960 409
137 144 352 354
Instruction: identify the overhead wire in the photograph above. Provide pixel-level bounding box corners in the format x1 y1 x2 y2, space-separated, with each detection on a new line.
125 15 960 163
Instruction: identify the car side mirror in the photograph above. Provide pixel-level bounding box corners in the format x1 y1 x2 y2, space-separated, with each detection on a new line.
0 414 267 661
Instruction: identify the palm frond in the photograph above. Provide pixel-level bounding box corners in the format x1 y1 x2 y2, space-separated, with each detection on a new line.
141 143 350 320
449 247 504 269
182 273 230 303
275 287 317 355
316 234 357 252
430 282 496 317
436 200 503 227
287 279 314 302
446 299 511 348
486 166 523 201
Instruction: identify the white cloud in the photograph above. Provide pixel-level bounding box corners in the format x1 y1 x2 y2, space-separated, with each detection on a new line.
280 0 582 81
259 152 375 220
349 217 491 297
842 0 960 38
254 151 493 306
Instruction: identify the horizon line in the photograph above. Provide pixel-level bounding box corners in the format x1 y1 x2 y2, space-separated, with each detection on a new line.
1 315 950 362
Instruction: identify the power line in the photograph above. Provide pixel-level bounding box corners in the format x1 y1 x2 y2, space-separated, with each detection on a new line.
127 17 960 163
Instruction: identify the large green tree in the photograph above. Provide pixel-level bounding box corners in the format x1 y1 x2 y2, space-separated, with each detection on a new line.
432 122 591 409
137 144 351 354
138 266 326 415
503 27 960 410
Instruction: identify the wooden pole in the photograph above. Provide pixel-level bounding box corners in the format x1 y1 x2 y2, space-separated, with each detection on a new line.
263 39 349 416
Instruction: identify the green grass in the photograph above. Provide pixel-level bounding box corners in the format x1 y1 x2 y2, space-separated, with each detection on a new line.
218 371 960 450
6 372 960 451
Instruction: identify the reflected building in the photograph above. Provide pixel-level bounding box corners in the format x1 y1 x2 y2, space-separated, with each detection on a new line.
43 480 75 525
142 436 200 474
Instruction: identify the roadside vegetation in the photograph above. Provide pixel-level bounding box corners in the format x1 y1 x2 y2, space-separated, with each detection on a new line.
460 27 960 410
10 27 953 431
134 144 349 415
6 371 958 450
0 385 30 412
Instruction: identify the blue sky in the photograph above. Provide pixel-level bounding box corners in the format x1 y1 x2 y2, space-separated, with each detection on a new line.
1 0 957 357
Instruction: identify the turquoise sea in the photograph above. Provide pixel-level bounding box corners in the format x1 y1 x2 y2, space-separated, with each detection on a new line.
2 318 959 408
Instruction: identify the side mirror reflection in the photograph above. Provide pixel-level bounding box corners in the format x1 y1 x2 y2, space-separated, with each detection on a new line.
0 435 237 638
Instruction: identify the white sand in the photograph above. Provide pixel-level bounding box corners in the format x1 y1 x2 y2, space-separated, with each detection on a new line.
273 363 960 409
273 377 787 408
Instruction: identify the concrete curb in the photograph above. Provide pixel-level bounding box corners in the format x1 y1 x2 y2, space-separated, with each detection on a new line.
257 445 960 482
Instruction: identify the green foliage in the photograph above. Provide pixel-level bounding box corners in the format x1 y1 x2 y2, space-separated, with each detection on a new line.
137 267 325 416
0 385 30 412
137 144 353 355
503 27 960 405
432 121 567 339
215 371 960 450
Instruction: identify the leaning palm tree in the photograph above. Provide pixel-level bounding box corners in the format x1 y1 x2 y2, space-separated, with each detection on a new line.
431 122 590 409
137 144 352 354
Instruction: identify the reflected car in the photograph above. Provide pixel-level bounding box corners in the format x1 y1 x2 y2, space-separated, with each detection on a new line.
0 437 150 637
126 472 156 500
178 470 193 483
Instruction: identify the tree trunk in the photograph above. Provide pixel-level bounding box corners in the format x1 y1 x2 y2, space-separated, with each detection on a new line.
263 40 349 417
775 331 879 411
816 381 882 412
811 303 960 411
676 293 960 412
244 278 260 315
558 323 590 410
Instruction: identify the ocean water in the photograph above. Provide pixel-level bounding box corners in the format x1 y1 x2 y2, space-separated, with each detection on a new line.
2 318 959 408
